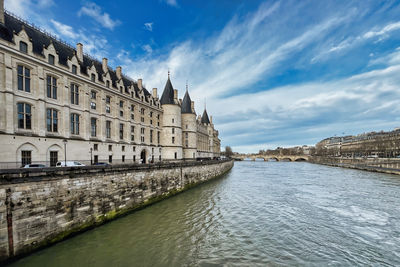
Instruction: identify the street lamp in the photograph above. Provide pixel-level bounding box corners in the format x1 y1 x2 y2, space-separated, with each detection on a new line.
63 139 68 166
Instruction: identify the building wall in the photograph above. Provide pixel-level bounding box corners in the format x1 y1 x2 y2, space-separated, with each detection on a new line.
182 113 197 159
0 160 234 261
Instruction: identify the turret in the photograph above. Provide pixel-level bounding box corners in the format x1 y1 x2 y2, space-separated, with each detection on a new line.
160 73 182 160
181 87 197 159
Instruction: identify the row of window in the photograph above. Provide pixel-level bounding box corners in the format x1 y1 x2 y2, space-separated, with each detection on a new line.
18 41 159 108
17 103 161 143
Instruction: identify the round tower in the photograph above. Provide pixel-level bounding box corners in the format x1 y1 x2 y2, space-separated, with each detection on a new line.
181 88 197 160
160 75 182 160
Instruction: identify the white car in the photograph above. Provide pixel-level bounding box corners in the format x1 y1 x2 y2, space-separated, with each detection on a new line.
56 161 85 167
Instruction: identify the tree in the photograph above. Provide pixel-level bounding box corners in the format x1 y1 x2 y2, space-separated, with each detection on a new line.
225 146 233 157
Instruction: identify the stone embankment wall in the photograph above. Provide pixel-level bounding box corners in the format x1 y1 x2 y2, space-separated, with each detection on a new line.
310 156 400 175
0 159 234 262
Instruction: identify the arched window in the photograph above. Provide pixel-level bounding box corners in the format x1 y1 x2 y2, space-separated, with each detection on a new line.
17 103 31 129
46 108 58 132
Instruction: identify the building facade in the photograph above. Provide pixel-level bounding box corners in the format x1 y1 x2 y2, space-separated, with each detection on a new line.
0 5 220 168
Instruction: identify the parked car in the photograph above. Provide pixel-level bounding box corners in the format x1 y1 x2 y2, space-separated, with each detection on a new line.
56 161 85 167
22 164 46 168
93 162 110 166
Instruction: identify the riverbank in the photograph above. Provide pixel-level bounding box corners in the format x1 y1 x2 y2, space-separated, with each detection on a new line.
0 159 234 263
310 156 400 175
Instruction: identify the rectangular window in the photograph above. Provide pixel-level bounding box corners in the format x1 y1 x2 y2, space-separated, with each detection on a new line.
94 144 98 151
50 151 58 167
91 102 96 110
72 64 77 74
70 83 79 105
91 74 96 82
122 155 125 162
106 96 111 104
119 100 124 108
172 137 175 144
174 152 177 159
17 103 32 129
17 65 30 92
48 54 55 65
46 108 58 132
131 104 134 111
131 135 134 141
106 80 110 88
19 41 27 53
150 130 153 144
119 123 124 139
21 150 31 166
122 146 125 152
141 117 144 123
70 113 80 135
46 75 57 99
172 128 175 134
109 155 112 163
157 131 160 144
131 114 134 120
120 110 123 117
91 118 97 137
108 145 112 151
91 91 96 99
106 121 111 138
106 106 110 113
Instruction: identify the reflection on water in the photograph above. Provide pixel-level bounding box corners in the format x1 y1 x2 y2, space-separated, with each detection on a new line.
10 162 400 266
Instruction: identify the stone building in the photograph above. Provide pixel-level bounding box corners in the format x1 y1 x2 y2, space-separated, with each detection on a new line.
0 3 220 168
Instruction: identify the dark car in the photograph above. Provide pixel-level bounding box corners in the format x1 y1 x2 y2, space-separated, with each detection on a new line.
93 162 110 166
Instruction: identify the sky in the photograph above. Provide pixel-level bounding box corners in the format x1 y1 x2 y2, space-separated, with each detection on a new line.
6 0 400 153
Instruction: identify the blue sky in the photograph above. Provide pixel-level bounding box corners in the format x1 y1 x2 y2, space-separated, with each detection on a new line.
6 0 400 153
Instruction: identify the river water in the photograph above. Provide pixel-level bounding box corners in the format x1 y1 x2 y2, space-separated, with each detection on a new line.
10 162 400 266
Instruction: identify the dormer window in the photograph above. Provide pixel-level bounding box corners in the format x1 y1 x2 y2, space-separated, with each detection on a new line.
48 54 55 65
72 65 77 74
19 41 27 53
106 80 110 88
91 73 95 82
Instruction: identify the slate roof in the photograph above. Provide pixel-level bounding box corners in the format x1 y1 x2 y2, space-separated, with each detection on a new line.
160 78 175 105
201 109 210 124
0 11 152 103
181 90 193 114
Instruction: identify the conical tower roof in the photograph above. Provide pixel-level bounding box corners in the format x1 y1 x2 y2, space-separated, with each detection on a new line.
160 77 175 105
201 109 210 124
181 91 194 114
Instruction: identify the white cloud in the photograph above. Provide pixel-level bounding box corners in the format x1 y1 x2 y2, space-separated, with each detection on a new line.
142 44 153 54
163 0 178 7
363 21 400 39
78 2 121 30
144 22 153 32
50 19 78 39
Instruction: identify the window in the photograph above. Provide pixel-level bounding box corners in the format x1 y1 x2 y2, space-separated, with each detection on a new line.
122 146 125 152
157 114 160 120
120 110 123 117
150 112 153 117
109 155 112 163
150 130 153 144
141 117 144 123
21 150 31 166
94 155 98 164
91 91 96 99
50 151 58 167
157 131 160 144
106 80 110 88
70 83 79 105
108 145 112 151
131 134 135 141
141 108 145 115
122 155 125 162
19 41 27 53
150 120 153 125
91 73 95 82
172 118 174 123
91 102 96 110
106 121 111 138
131 126 135 133
106 96 111 104
106 106 110 113
120 100 124 108
131 114 134 120
46 75 57 99
185 140 188 147
72 64 77 74
133 155 136 162
17 65 30 92
119 123 124 139
93 144 98 151
172 128 175 134
186 125 188 129
91 118 97 137
120 86 123 93
17 103 31 129
70 113 79 135
46 53 55 64
131 104 134 111
185 133 188 138
174 152 177 159
46 108 58 132
172 137 175 144
133 146 136 152
141 128 145 134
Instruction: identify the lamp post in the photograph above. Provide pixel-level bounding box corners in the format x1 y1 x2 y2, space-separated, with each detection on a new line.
90 148 93 165
63 139 67 166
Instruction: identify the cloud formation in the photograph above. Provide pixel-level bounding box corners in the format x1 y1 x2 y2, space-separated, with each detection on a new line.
78 2 121 30
144 22 153 32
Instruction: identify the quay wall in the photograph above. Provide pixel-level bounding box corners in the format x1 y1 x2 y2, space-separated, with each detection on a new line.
0 159 234 262
310 156 400 175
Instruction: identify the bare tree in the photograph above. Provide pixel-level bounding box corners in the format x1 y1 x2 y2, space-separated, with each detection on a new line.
225 146 233 158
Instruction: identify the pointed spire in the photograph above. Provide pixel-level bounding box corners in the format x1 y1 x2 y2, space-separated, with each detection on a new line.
160 71 175 105
181 83 194 114
201 108 210 124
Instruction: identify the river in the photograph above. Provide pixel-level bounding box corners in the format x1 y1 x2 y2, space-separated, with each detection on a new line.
10 161 400 266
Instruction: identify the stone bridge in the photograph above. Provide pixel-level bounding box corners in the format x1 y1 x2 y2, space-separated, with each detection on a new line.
232 154 309 162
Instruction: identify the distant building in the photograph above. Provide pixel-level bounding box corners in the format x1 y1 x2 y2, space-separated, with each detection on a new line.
0 3 220 168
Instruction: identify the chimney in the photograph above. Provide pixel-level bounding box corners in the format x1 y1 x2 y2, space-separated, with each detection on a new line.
191 101 195 113
116 66 122 79
102 58 108 73
152 88 157 98
0 0 4 25
179 98 182 105
173 89 178 101
210 116 213 124
76 43 83 62
138 79 143 90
